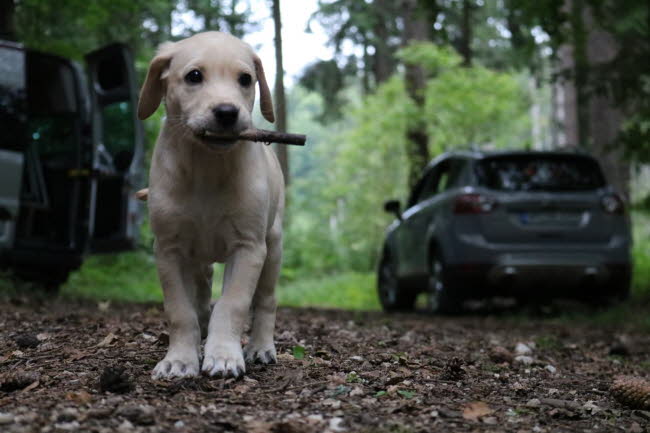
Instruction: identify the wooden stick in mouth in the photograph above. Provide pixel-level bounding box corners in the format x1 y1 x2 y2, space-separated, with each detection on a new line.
237 128 306 146
135 128 307 201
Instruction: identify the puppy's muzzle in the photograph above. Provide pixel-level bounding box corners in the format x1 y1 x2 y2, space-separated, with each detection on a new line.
212 104 239 128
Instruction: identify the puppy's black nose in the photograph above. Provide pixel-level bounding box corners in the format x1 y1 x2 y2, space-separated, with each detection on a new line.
212 104 239 128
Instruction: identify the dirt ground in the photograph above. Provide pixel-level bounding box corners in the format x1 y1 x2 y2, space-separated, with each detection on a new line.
0 296 649 433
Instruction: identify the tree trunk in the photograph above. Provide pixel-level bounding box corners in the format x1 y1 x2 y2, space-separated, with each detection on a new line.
362 37 371 95
570 0 590 147
0 0 15 41
372 0 394 84
583 5 629 198
460 0 473 66
402 0 430 188
272 0 289 187
558 0 630 198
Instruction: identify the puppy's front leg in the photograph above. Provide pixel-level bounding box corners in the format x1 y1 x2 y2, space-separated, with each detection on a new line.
152 247 201 379
245 228 281 365
202 244 266 378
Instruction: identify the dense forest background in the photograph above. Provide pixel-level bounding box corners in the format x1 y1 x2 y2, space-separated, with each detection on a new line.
1 0 648 306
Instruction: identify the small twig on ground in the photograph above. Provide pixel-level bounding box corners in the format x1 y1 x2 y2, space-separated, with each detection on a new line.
263 379 329 394
539 398 583 410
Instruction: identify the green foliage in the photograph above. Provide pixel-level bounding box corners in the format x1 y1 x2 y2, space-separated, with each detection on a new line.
299 59 352 122
286 44 531 275
620 75 650 163
400 42 531 151
277 272 379 311
397 390 415 399
346 371 361 383
292 345 305 360
632 210 650 297
284 78 413 273
61 251 161 303
398 43 461 75
14 0 166 59
183 0 256 39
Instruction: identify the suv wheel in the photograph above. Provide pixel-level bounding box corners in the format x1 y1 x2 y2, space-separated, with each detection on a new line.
378 252 416 312
427 252 462 314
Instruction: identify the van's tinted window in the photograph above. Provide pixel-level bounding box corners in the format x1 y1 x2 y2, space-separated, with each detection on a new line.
0 46 27 152
475 155 606 191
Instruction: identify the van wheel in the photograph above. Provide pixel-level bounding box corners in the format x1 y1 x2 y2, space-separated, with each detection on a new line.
427 253 462 314
377 252 416 312
13 266 70 292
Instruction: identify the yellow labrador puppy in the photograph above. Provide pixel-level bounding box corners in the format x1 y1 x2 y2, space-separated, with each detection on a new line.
138 32 283 379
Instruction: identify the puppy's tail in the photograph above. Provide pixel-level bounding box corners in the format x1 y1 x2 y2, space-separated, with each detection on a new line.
135 188 149 201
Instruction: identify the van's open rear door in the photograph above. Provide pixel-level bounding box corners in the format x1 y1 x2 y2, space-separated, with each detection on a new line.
85 44 144 252
0 42 26 252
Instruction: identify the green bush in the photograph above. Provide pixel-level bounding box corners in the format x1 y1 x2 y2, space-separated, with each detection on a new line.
632 210 650 298
277 272 379 310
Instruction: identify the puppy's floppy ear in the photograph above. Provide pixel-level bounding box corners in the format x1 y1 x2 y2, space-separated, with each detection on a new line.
137 42 176 120
253 55 275 123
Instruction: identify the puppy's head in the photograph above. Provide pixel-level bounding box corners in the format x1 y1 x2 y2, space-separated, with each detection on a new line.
137 32 274 151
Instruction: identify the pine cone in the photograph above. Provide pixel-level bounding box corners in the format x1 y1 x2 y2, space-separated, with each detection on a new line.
442 357 465 381
99 366 133 394
489 346 514 364
611 376 650 410
0 370 40 392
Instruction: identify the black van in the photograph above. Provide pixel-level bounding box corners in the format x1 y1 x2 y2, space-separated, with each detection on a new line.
0 40 143 287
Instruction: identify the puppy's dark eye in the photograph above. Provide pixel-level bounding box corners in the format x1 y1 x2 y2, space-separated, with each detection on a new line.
238 73 252 87
185 69 203 84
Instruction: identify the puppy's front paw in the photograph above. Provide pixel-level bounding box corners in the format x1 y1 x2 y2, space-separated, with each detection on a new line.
244 342 277 365
202 344 245 378
152 352 199 379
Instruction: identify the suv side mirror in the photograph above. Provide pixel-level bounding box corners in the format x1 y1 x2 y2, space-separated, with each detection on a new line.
384 200 402 220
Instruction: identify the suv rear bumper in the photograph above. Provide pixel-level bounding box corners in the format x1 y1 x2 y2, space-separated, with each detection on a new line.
441 228 631 297
488 253 616 287
446 260 631 299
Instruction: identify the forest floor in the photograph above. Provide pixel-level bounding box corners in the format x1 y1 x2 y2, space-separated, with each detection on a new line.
1 295 649 433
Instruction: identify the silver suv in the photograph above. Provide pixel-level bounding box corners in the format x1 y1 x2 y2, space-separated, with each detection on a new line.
378 151 632 312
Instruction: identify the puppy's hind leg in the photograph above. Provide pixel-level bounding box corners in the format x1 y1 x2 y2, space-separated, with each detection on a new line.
152 247 202 379
245 230 281 365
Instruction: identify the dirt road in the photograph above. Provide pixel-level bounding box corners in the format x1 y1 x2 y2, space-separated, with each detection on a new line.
1 297 648 432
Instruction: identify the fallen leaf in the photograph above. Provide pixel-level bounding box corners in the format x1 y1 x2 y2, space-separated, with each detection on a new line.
292 345 305 360
462 401 495 421
66 390 92 405
68 349 89 361
96 333 118 348
246 421 274 433
630 422 643 433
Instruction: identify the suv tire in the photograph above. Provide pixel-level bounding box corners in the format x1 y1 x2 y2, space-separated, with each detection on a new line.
427 251 463 314
377 251 417 312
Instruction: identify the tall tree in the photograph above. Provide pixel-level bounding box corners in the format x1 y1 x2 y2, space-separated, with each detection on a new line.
185 0 253 38
402 0 432 188
301 0 402 120
459 0 473 66
370 0 398 84
0 0 15 40
272 0 289 186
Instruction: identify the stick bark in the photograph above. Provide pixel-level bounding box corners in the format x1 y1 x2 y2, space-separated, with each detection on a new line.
134 128 306 201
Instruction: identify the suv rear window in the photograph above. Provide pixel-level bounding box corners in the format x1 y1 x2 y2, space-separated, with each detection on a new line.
475 155 606 192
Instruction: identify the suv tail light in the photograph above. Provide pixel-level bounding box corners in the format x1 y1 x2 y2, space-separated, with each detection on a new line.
601 193 625 214
453 193 496 214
